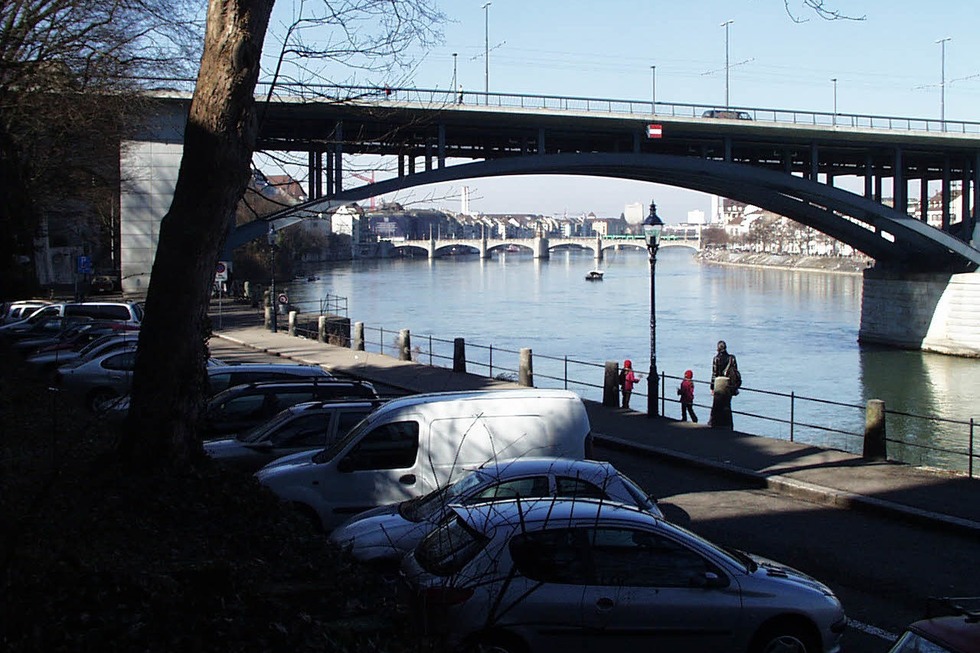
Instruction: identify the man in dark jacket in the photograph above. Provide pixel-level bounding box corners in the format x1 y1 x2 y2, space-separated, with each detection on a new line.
709 340 739 428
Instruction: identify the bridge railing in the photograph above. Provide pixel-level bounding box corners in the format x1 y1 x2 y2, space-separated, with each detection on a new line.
141 78 980 136
255 82 980 136
303 318 976 477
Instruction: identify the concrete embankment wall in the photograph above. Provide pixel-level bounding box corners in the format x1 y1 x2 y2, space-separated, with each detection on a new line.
859 270 980 357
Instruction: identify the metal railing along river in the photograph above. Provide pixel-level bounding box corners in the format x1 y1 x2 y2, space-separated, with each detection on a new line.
288 314 977 478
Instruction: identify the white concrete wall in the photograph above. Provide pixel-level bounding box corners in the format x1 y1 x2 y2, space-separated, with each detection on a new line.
119 102 186 295
860 270 980 356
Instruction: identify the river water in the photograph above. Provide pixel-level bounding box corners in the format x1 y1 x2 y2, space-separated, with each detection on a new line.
284 247 979 474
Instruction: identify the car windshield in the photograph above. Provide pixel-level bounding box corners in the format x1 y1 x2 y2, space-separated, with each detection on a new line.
400 470 487 522
888 629 954 653
619 474 657 512
238 408 298 444
415 512 490 576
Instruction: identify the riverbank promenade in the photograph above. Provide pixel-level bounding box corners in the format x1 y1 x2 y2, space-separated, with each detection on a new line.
210 303 980 537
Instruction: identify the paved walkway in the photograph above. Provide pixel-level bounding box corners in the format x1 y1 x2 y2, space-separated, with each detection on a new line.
210 302 980 537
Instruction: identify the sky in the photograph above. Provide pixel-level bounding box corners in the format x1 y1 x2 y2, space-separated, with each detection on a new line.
257 0 980 222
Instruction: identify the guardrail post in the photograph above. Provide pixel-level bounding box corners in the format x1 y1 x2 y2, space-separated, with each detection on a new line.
353 321 365 351
790 392 795 442
287 310 297 336
317 315 327 343
453 338 467 373
519 348 533 387
602 361 620 407
864 399 887 460
398 329 411 361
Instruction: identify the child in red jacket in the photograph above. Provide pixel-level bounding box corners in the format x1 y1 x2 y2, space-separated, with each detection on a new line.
678 369 698 423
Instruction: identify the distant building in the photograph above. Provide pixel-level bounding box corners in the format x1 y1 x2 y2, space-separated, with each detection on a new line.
624 202 644 224
686 209 707 224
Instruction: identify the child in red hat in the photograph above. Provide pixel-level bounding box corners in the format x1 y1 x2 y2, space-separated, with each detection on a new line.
678 369 698 422
618 359 640 409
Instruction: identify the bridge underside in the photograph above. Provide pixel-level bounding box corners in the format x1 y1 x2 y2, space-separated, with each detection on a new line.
233 153 980 273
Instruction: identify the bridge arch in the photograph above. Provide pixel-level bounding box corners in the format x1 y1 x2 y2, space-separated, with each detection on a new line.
237 152 980 273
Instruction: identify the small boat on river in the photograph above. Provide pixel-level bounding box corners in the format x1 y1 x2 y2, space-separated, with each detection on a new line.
585 269 604 281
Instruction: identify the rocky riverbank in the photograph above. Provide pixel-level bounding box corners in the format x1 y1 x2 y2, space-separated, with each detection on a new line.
698 249 873 274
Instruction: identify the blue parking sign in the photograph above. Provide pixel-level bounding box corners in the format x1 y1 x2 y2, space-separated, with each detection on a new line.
77 255 93 275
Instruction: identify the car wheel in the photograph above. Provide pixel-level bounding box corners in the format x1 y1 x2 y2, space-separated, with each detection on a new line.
467 632 528 653
87 388 117 413
751 623 819 653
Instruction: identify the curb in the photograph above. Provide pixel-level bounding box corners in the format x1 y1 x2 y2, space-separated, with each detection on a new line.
597 433 980 538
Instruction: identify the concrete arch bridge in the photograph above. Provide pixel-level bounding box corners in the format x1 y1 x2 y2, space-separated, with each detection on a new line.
390 230 701 260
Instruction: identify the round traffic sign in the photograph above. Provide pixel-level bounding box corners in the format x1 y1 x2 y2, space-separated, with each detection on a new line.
277 293 289 305
215 261 227 274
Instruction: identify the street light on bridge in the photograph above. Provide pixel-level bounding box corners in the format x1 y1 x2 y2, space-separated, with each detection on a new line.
831 77 838 125
643 201 664 418
721 19 734 108
483 2 492 104
936 36 951 130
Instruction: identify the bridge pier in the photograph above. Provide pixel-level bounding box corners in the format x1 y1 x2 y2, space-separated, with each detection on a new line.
533 233 550 259
481 233 489 259
595 234 603 263
859 267 980 356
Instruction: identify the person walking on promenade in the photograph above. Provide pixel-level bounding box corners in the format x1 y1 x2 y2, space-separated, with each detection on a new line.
619 359 640 409
709 341 740 429
678 369 698 422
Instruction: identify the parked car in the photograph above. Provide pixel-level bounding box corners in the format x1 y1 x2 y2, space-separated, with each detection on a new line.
37 331 141 377
256 389 594 532
90 275 117 294
0 301 141 336
702 108 753 120
200 378 379 439
0 300 53 325
0 315 94 344
53 346 140 411
16 321 137 360
887 597 980 653
204 398 384 470
401 498 847 653
330 457 663 572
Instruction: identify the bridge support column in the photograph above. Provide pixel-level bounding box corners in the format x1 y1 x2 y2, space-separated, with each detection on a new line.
480 233 489 259
533 233 550 259
429 232 436 260
595 234 603 263
859 267 980 356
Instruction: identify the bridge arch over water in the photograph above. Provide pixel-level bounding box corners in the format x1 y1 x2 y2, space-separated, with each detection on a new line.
238 152 979 273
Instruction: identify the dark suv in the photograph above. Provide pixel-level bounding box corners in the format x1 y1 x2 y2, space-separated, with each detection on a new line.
204 398 386 470
201 379 379 439
702 109 753 120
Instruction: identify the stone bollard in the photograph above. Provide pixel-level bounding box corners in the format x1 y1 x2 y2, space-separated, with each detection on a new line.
603 361 620 407
398 329 412 361
287 310 297 336
318 315 328 343
519 348 534 387
264 305 272 330
352 322 365 351
864 399 887 460
453 338 467 373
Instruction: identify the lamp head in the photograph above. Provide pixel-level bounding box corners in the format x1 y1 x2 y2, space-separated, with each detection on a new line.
642 200 664 250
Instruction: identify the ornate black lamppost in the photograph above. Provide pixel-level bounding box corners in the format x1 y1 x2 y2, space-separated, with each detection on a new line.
643 200 664 417
268 223 278 333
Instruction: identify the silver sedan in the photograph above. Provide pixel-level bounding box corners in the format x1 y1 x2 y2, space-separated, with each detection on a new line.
330 457 663 571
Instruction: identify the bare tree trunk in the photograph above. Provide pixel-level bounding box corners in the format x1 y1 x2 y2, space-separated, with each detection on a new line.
121 0 274 467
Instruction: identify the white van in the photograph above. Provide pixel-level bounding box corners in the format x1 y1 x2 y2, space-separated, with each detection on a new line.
255 388 594 531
